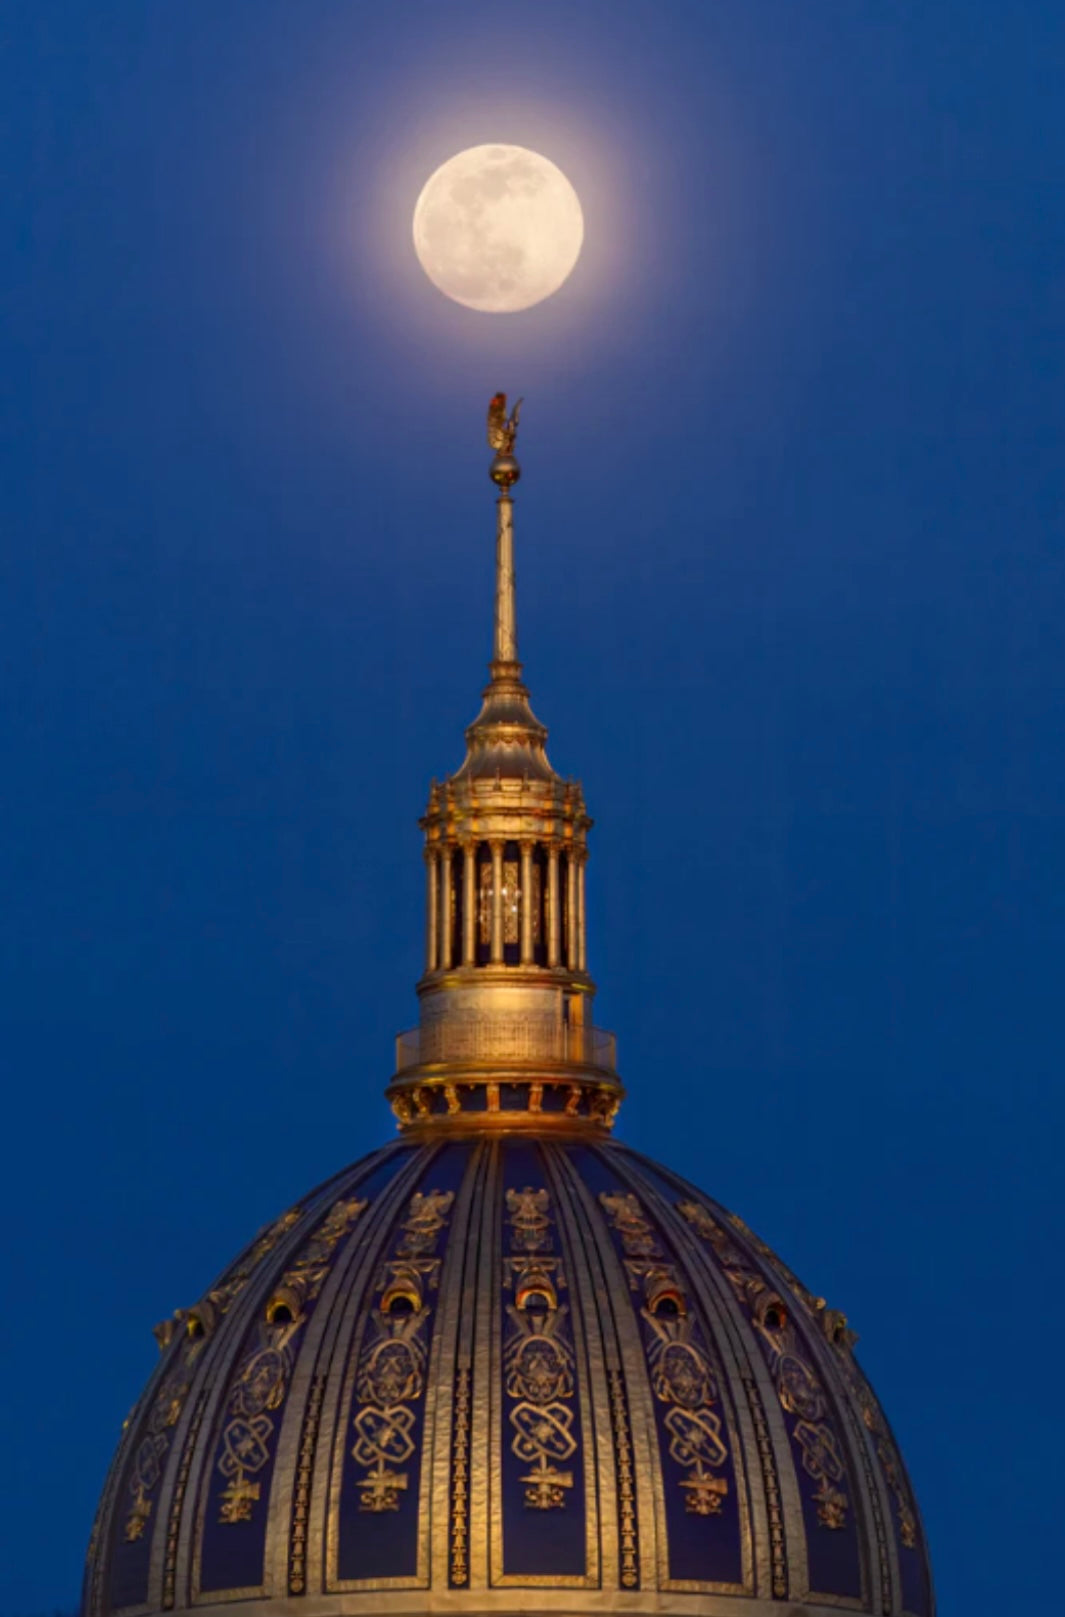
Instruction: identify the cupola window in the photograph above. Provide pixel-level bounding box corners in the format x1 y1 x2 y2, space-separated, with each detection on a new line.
450 848 463 967
477 848 493 961
532 844 548 964
502 853 521 946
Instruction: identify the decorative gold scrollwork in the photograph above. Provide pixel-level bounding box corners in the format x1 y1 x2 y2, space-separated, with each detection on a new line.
679 1200 849 1532
214 1194 367 1524
349 1187 454 1512
599 1190 730 1515
502 1186 579 1510
130 1205 305 1545
351 1406 416 1511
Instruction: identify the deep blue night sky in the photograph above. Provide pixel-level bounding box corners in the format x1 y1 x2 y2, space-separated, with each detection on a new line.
2 5 1063 1614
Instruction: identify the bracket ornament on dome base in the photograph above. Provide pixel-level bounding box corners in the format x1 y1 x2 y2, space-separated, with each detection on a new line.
387 1071 622 1133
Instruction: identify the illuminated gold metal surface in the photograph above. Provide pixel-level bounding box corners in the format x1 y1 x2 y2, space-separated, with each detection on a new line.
214 1197 367 1529
679 1201 850 1534
391 400 622 1135
287 1375 325 1594
84 399 933 1617
323 1150 442 1596
598 1191 733 1524
92 1137 931 1617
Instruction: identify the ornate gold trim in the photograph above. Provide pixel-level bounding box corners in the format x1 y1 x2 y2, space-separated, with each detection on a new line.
679 1201 852 1536
348 1190 453 1512
607 1368 639 1588
324 1162 452 1595
321 1149 436 1596
597 1153 756 1599
488 1159 599 1589
162 1390 209 1610
598 1191 734 1522
212 1196 368 1531
842 1390 894 1616
388 1072 622 1135
722 1199 919 1608
288 1374 326 1595
742 1374 787 1600
449 1366 471 1585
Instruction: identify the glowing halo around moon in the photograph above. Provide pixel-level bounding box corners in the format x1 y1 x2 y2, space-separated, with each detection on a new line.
412 144 584 313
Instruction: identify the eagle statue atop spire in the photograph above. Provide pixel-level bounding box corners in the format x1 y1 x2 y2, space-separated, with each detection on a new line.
487 392 522 454
486 392 523 491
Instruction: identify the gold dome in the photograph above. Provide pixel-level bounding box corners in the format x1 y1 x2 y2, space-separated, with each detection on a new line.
82 399 933 1617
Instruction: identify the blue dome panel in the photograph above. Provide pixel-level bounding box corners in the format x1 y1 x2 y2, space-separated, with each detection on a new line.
84 1135 932 1617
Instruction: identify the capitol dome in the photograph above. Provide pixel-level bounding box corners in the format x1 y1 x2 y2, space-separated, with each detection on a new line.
82 402 933 1617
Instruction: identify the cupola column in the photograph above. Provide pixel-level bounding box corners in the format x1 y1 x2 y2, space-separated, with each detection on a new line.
547 846 561 968
462 844 477 966
566 851 579 971
438 846 453 970
490 839 505 964
425 849 439 972
577 849 588 972
520 842 535 964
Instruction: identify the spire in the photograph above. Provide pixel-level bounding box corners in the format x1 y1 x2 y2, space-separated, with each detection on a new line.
385 396 623 1136
493 487 518 668
488 392 521 671
455 394 553 782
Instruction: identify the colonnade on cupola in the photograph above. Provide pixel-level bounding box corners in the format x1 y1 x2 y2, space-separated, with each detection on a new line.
423 822 587 975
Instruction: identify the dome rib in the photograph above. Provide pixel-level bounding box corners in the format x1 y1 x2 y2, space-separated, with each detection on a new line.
563 1144 768 1598
602 1146 865 1608
614 1144 933 1617
541 1143 647 1594
270 1143 430 1601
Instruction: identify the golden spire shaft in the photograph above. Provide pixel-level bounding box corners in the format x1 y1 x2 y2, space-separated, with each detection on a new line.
494 493 518 667
486 391 522 675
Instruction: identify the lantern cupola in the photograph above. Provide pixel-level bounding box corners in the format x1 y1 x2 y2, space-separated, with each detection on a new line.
386 395 622 1133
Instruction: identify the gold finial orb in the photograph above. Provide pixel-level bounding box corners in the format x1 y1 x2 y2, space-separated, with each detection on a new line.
489 451 521 490
487 393 522 492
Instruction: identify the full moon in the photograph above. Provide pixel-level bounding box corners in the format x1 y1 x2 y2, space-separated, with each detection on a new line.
412 144 584 313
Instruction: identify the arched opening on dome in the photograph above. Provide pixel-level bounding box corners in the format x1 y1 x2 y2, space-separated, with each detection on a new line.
517 1279 557 1314
184 1303 214 1342
763 1301 787 1333
381 1284 420 1318
647 1282 687 1319
266 1284 304 1326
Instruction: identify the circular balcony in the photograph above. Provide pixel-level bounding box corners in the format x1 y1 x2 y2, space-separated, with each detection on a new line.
387 1014 621 1134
